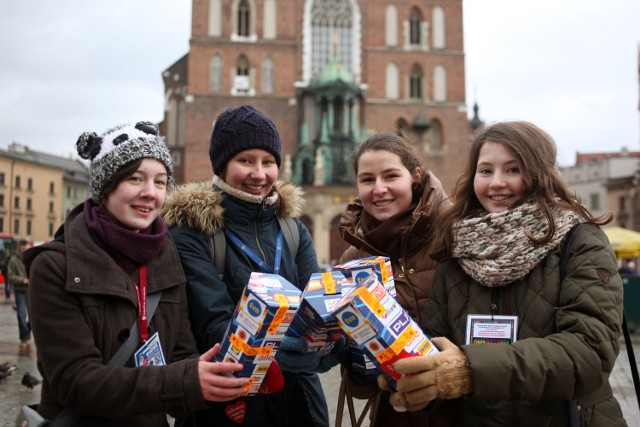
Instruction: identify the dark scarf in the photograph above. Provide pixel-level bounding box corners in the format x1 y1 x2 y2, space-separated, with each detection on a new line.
83 199 168 274
359 201 418 258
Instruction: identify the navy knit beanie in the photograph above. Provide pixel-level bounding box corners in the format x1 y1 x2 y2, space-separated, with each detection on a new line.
209 105 282 175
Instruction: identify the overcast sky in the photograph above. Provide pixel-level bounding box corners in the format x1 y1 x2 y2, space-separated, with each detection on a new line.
1 0 639 166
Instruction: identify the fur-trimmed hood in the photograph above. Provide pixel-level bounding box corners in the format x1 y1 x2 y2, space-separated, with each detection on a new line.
161 179 305 236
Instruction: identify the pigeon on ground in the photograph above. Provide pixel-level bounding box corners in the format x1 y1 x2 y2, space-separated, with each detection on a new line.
0 362 17 374
0 370 11 381
21 371 41 389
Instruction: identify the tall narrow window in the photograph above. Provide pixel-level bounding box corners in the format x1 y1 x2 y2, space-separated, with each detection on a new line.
14 176 21 189
238 0 250 37
210 54 223 92
264 0 277 39
234 55 250 93
262 56 274 94
410 65 423 99
209 0 222 36
13 219 19 235
409 8 422 46
311 0 353 76
385 5 398 47
433 65 447 102
385 62 399 99
432 6 446 48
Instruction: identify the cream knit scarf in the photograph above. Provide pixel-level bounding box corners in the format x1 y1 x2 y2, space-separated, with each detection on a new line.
452 202 582 287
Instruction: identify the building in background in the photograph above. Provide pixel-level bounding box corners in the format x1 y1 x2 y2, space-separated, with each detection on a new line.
160 0 475 263
0 143 89 243
560 148 640 230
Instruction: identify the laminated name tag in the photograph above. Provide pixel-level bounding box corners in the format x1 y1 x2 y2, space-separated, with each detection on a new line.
135 331 166 366
465 315 518 345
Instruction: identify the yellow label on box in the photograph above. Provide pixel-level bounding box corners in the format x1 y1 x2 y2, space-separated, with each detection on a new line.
267 293 289 334
354 287 386 316
230 333 274 356
321 271 336 295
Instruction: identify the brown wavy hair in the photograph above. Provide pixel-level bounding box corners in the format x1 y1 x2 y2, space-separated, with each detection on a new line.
431 121 612 262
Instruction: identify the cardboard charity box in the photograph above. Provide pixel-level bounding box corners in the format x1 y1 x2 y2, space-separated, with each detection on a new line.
286 271 353 356
331 273 439 387
333 256 396 298
215 272 302 395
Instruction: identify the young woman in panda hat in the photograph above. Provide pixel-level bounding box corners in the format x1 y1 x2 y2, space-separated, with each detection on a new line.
24 121 249 426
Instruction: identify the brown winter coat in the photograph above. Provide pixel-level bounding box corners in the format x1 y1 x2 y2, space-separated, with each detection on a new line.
424 223 626 426
338 172 451 323
24 204 206 427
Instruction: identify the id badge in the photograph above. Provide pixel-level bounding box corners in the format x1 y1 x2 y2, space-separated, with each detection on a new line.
134 331 166 366
465 314 518 345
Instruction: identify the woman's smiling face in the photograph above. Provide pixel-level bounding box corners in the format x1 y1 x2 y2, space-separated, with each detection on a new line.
356 150 421 221
474 141 526 213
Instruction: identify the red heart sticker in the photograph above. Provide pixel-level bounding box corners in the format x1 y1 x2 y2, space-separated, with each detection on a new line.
225 400 247 424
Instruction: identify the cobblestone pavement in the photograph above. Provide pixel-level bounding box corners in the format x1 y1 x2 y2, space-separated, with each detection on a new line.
0 288 638 427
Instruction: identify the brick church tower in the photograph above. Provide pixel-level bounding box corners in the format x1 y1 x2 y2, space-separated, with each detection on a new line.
160 0 473 263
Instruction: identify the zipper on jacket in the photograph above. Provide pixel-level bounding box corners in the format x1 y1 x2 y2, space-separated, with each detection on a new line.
254 198 269 265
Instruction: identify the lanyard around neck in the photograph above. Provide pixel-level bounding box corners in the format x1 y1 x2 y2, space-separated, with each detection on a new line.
224 229 283 274
122 264 148 342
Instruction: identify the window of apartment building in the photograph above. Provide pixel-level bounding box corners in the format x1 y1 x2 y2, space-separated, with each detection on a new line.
26 198 32 211
210 54 223 92
14 196 19 209
237 0 250 37
14 175 21 189
49 182 55 194
590 193 600 211
409 65 423 99
0 194 4 207
0 218 4 233
409 8 422 46
13 219 19 235
619 196 627 211
0 172 5 186
49 222 54 237
26 220 32 236
49 201 54 213
27 178 33 191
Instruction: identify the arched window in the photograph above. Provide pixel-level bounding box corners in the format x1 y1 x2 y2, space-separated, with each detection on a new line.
210 54 223 92
310 0 353 76
433 65 447 102
209 0 221 36
385 62 399 99
432 6 445 48
409 7 421 46
262 56 274 94
238 0 250 37
427 119 443 153
234 55 250 93
409 64 423 99
385 4 398 47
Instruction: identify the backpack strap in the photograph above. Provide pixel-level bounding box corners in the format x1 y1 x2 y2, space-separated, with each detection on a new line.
208 217 300 280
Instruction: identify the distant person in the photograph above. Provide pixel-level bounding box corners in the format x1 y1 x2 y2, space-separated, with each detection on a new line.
383 121 626 426
619 260 637 276
24 121 249 426
8 239 31 350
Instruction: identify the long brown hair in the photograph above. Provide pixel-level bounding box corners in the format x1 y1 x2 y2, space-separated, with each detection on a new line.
431 121 612 261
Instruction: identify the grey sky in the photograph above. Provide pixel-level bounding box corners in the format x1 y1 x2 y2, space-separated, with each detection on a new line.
1 0 638 166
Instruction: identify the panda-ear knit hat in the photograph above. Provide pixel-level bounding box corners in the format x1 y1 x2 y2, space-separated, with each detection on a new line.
209 105 282 175
76 121 173 200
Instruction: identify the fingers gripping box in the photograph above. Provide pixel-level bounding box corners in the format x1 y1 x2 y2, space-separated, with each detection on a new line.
331 273 439 388
215 272 302 395
286 271 353 356
333 256 396 298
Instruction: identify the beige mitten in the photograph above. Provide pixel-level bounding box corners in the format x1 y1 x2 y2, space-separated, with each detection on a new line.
394 337 473 410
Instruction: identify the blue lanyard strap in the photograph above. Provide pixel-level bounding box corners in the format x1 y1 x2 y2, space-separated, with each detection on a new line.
224 229 283 274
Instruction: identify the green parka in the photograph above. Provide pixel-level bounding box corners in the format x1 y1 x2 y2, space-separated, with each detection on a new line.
423 223 627 426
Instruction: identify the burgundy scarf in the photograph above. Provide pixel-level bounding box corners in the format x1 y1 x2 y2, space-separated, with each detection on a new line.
359 201 417 258
83 199 168 274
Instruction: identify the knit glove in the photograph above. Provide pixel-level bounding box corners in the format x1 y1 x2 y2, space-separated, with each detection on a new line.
392 337 474 411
